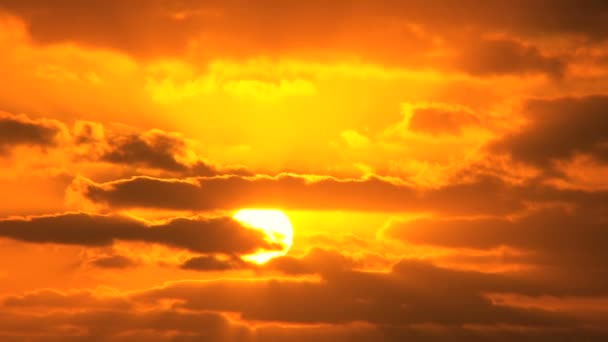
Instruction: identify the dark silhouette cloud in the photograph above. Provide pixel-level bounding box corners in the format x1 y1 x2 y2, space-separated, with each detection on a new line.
490 95 608 167
0 309 251 342
180 248 358 274
0 0 604 74
96 129 252 176
0 111 251 176
0 212 280 255
0 2 607 341
0 112 63 153
180 255 253 272
0 306 604 342
388 207 608 270
266 248 358 275
456 38 566 78
135 259 577 326
72 173 608 216
3 289 132 310
408 106 480 135
2 257 607 341
90 254 138 269
100 130 196 173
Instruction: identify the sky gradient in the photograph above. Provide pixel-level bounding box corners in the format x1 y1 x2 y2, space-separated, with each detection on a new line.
1 1 608 341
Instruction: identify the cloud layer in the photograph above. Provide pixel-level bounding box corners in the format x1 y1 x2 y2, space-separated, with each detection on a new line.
0 1 607 340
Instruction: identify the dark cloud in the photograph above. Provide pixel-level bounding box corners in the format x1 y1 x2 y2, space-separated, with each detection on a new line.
97 128 254 176
100 130 195 173
0 111 251 176
0 112 63 153
72 174 515 215
456 38 566 78
490 95 608 167
388 207 608 270
75 123 252 176
0 212 280 255
408 106 480 135
0 306 605 342
181 255 253 272
90 254 138 269
72 173 608 216
180 248 359 274
135 259 576 326
267 248 358 275
72 174 416 212
1 0 605 74
0 309 251 342
3 289 132 310
0 0 194 58
2 257 608 341
0 0 431 62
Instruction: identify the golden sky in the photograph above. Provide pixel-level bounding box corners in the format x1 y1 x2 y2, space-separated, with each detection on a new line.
1 1 608 341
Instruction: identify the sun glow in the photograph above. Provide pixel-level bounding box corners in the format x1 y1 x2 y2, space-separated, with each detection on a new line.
233 209 294 264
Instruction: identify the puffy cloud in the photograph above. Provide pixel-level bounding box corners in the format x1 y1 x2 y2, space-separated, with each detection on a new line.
3 289 132 310
180 248 359 274
455 38 566 78
99 130 193 172
180 255 252 272
266 248 358 275
0 306 604 342
1 257 607 341
72 172 608 216
134 259 577 326
0 112 64 153
0 111 249 177
71 119 252 177
0 2 607 340
0 309 251 342
90 254 138 269
490 95 608 168
0 0 603 82
387 207 608 270
0 212 280 255
406 103 480 135
95 128 244 176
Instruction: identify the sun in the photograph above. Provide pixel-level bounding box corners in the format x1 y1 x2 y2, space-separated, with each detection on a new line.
233 209 294 264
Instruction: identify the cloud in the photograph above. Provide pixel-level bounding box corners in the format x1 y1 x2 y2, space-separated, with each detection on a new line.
2 257 607 341
0 306 604 342
179 248 358 274
99 130 193 172
72 118 251 176
1 0 604 74
406 103 480 135
387 207 608 270
0 111 250 177
1 3 607 341
489 95 608 168
134 259 576 326
3 289 132 310
95 128 238 176
90 254 138 269
71 172 608 216
72 174 515 215
266 248 358 275
0 212 280 255
180 255 252 272
455 38 566 78
0 308 251 342
0 112 64 153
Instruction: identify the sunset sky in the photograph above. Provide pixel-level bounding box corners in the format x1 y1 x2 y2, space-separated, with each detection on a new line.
1 1 608 341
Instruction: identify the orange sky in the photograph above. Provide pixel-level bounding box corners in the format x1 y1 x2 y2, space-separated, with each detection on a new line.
1 1 608 341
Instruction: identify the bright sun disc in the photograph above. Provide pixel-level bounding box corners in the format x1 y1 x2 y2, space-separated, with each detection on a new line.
233 209 293 264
